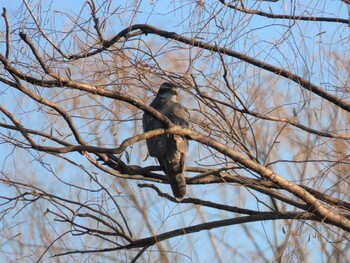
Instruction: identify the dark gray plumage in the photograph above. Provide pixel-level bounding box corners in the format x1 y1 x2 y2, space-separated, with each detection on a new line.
142 82 189 198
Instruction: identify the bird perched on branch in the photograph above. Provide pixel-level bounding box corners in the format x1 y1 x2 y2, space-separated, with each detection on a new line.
142 82 189 199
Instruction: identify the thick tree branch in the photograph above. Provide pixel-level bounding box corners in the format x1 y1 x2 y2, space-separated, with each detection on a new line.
66 24 350 113
219 0 350 24
0 1 349 260
2 119 347 214
53 211 323 257
149 126 350 231
138 183 306 213
0 52 174 128
2 104 349 230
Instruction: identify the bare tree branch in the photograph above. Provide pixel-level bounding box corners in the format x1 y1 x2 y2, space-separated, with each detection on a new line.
219 0 350 24
66 24 350 113
1 1 349 261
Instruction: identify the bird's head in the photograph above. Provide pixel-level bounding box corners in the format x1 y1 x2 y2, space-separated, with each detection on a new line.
157 82 179 102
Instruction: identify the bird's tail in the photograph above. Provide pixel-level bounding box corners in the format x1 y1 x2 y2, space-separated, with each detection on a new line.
168 171 186 199
160 154 187 199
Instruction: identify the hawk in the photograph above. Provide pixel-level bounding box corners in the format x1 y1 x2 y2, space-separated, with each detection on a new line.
142 82 189 199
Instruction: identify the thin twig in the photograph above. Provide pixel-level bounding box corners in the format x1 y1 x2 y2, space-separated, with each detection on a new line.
22 0 69 58
65 24 350 114
1 8 10 60
218 0 349 24
88 0 104 43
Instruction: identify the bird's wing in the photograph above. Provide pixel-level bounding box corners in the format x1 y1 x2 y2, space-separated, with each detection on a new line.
163 100 190 128
143 97 189 157
163 100 189 155
142 112 167 157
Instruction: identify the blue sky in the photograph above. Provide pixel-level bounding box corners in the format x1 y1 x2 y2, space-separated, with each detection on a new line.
0 0 349 262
